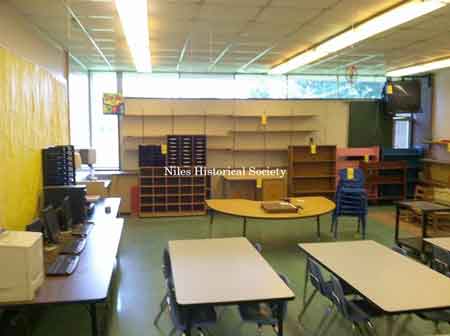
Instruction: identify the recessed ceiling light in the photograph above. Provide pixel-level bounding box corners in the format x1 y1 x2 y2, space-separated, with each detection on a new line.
115 0 152 72
269 0 446 75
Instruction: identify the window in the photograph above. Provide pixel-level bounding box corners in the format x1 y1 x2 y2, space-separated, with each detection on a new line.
122 73 179 98
178 74 236 98
121 73 385 100
235 75 286 99
393 114 412 149
288 75 338 99
288 75 385 99
69 71 90 148
337 76 386 99
90 72 119 169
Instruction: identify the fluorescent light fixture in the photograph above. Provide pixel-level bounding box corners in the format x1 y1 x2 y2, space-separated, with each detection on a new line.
269 0 446 75
386 58 450 76
115 0 152 72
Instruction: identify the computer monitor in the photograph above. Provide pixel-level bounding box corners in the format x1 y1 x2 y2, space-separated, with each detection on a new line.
26 219 44 234
42 206 61 244
61 196 73 230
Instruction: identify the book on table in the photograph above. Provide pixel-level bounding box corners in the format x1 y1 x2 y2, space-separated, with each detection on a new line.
261 201 298 213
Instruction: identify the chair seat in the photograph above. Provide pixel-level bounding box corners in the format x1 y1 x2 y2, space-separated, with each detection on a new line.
347 299 383 322
322 279 356 297
174 305 217 330
238 303 279 325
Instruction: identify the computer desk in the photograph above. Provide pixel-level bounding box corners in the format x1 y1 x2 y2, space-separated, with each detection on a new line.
0 197 123 336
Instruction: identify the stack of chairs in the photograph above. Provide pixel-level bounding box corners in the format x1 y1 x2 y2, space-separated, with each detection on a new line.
332 168 368 239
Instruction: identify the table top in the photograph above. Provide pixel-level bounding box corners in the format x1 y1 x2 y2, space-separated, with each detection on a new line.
2 198 123 306
169 237 295 306
88 197 121 223
397 200 450 212
424 237 450 251
206 197 335 219
299 240 450 314
77 179 111 188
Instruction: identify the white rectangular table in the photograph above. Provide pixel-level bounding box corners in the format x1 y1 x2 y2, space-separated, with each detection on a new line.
299 240 450 335
169 237 295 336
424 237 450 251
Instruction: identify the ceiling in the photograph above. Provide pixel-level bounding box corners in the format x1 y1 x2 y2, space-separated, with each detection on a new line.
8 0 450 75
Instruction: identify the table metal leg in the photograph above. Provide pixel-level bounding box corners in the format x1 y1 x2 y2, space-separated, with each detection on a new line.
385 315 395 336
185 307 192 336
395 205 400 244
303 260 309 304
422 212 428 255
243 217 247 237
422 212 428 238
209 210 215 238
90 303 98 336
316 216 321 240
277 302 284 336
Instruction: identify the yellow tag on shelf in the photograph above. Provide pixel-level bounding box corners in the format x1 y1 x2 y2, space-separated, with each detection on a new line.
161 144 167 154
347 168 354 180
386 83 393 95
448 143 450 152
256 177 263 189
261 114 267 126
364 154 370 163
310 144 317 154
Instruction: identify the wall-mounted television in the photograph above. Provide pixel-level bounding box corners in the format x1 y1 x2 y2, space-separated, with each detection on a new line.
383 79 422 114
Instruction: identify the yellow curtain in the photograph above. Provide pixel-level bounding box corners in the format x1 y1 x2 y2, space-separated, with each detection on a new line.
0 46 69 230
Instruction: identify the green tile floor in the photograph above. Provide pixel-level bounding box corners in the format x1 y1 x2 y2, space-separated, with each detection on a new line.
29 207 450 336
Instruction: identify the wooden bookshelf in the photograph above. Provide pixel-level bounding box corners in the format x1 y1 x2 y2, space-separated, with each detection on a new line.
420 141 450 188
359 161 407 202
139 167 206 217
288 145 337 198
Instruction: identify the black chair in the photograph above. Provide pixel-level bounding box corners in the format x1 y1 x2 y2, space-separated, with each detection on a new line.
154 248 173 325
416 245 450 331
323 275 381 335
238 273 290 335
299 257 356 323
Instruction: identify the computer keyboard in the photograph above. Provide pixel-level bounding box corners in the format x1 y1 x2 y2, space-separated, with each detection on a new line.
46 255 80 276
71 223 93 237
60 238 86 255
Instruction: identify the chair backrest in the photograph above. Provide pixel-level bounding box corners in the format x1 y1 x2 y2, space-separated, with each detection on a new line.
431 245 450 276
252 242 263 253
329 275 350 319
307 258 328 295
163 247 173 279
338 168 365 188
167 283 183 330
269 273 290 320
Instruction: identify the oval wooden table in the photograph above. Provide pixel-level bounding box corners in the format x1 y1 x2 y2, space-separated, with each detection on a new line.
206 197 336 239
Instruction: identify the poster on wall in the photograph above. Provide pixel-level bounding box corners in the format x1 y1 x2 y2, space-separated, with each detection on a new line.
103 93 125 115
